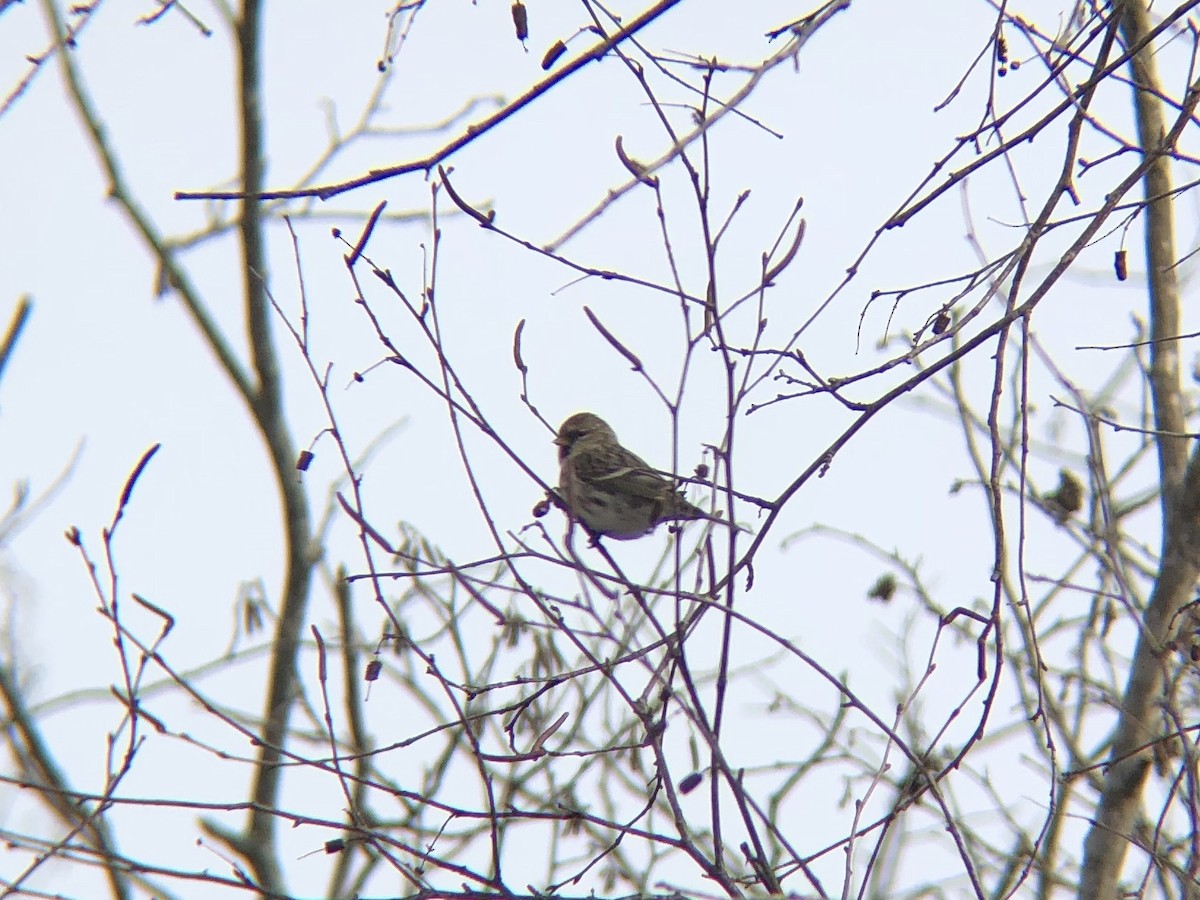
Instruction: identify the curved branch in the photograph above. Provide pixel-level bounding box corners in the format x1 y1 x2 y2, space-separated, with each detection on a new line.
39 0 313 890
203 0 316 892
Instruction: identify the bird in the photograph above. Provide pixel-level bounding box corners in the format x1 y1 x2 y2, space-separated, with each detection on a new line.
554 412 729 540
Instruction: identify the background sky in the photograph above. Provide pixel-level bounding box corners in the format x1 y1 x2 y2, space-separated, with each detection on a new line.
0 0 1186 897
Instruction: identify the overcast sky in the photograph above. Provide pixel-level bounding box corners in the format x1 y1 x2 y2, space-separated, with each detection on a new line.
0 1 1184 896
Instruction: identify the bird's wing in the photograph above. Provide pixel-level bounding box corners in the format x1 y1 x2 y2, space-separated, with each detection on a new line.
597 466 672 500
602 464 707 519
574 446 673 502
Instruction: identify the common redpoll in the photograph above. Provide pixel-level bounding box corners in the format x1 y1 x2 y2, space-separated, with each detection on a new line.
554 412 729 540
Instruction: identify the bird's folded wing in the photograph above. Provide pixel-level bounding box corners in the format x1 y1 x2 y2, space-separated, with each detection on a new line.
589 464 674 499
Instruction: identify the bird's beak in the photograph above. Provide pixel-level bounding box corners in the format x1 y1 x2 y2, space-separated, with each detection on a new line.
553 434 568 447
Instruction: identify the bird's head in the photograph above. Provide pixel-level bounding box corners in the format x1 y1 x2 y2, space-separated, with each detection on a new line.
554 412 616 458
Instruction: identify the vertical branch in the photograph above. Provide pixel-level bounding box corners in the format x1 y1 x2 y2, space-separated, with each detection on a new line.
43 0 315 886
1129 17 1188 498
37 0 304 888
212 0 315 892
1079 1 1196 896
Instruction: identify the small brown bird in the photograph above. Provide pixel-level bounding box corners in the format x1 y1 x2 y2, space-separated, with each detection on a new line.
554 412 727 540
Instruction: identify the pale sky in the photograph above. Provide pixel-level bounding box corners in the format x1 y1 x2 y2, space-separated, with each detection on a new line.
0 1 1184 897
